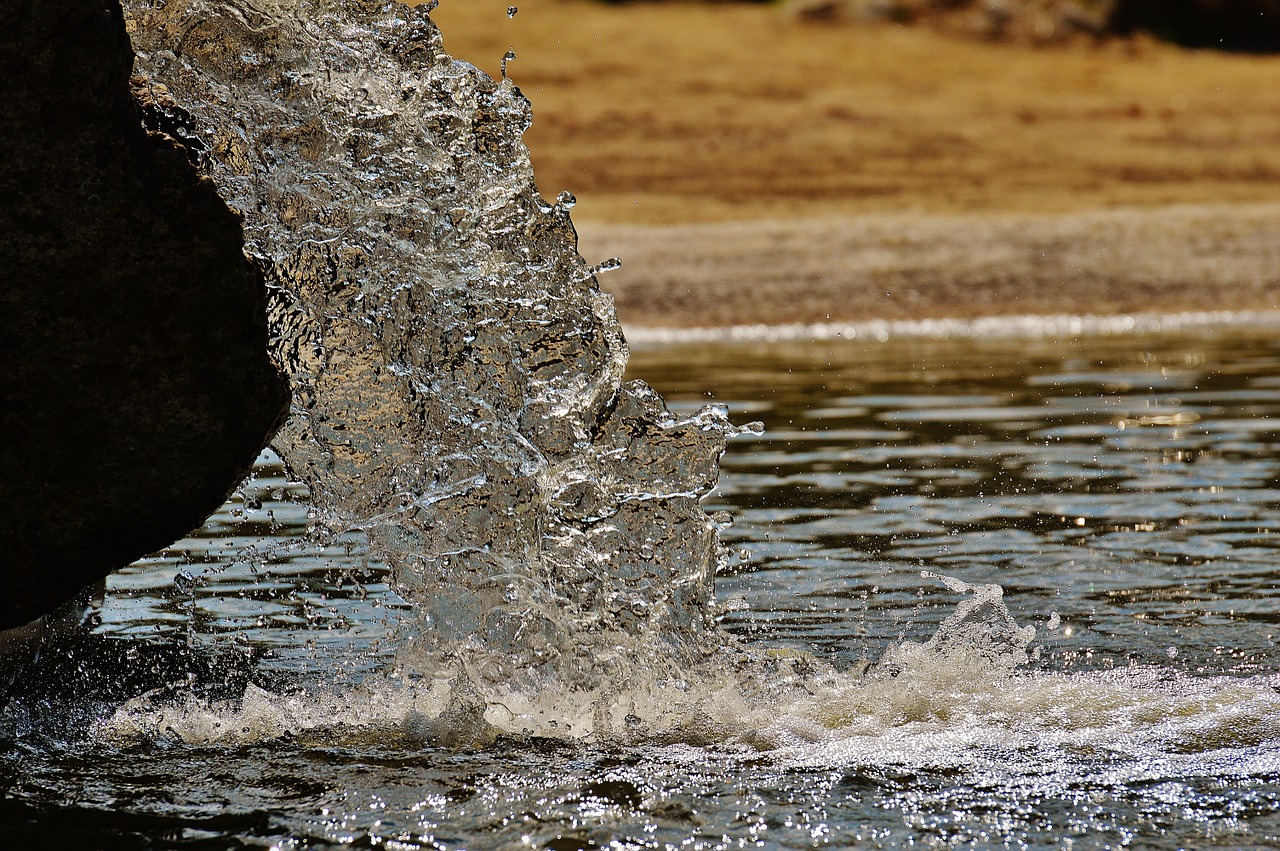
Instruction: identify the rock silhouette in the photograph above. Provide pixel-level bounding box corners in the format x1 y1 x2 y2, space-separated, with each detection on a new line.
0 0 289 631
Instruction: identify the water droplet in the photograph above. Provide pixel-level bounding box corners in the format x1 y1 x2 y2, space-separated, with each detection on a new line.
507 5 518 17
1166 646 1179 658
500 49 515 79
174 570 196 594
589 257 621 275
556 190 576 209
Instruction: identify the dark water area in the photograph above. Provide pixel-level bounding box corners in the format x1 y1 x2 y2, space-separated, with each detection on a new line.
6 324 1280 849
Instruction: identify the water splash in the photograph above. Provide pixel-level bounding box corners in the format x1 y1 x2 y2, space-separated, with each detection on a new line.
878 571 1038 676
98 565 1280 773
122 0 751 711
114 0 1101 752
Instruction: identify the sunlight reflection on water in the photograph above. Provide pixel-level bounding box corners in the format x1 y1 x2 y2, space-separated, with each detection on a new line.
8 325 1280 849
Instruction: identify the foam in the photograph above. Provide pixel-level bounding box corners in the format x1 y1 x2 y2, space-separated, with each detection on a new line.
625 310 1280 347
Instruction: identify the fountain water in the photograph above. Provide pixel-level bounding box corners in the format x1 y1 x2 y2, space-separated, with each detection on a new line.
7 2 1280 847
121 0 762 734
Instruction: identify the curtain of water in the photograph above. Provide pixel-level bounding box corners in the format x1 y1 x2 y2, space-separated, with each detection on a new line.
121 0 748 721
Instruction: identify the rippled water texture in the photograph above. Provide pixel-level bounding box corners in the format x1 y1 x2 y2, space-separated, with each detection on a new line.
668 328 1280 679
6 327 1280 848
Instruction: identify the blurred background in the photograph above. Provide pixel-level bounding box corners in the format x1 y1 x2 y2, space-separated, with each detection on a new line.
429 0 1280 329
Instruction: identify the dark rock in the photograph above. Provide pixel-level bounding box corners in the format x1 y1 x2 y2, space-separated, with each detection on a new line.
1110 0 1280 52
0 0 290 630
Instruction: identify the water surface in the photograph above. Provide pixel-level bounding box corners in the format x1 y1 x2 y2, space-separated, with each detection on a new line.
6 325 1280 849
644 327 1280 679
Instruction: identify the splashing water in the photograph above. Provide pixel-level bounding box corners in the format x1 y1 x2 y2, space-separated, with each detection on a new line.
877 571 1037 676
114 0 1055 749
121 0 757 735
107 0 1273 768
13 314 1280 845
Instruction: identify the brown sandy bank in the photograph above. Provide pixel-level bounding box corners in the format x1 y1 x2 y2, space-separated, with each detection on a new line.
578 204 1280 329
429 0 1280 329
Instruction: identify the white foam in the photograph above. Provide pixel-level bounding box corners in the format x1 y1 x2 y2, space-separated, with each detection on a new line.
93 573 1280 767
625 310 1280 346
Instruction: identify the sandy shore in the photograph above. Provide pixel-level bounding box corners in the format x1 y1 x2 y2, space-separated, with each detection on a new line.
578 203 1280 329
430 0 1280 330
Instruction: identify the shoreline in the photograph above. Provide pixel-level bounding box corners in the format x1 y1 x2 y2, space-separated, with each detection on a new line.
428 2 1280 337
622 308 1280 347
580 203 1280 333
434 0 1280 226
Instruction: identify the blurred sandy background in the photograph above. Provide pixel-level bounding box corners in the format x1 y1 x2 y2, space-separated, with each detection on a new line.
430 0 1280 329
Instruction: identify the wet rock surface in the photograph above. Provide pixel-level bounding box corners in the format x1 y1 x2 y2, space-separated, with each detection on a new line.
0 0 289 630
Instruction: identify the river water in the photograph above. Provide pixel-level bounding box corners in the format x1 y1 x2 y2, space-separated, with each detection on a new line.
5 324 1280 849
9 0 1280 846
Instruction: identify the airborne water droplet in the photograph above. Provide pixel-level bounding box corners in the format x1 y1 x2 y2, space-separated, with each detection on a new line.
507 5 518 17
589 257 621 275
174 570 196 595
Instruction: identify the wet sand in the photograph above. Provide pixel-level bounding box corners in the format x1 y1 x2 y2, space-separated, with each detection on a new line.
431 0 1280 331
578 204 1280 330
